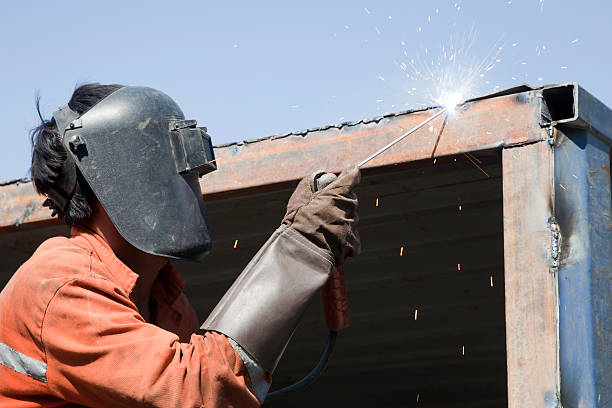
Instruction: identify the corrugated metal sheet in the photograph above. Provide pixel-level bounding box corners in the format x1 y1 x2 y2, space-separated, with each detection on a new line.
0 151 507 407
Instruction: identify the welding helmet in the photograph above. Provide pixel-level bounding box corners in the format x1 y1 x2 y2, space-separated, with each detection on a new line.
51 86 217 260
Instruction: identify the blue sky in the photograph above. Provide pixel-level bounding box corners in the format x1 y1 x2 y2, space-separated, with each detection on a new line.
1 0 610 181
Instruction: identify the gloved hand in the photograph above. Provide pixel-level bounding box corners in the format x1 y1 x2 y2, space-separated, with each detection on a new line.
282 166 361 266
204 166 361 374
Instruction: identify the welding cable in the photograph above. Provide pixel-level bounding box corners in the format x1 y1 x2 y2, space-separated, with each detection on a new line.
266 330 337 399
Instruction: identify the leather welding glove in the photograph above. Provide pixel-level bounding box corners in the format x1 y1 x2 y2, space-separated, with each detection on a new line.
202 166 361 380
282 166 361 266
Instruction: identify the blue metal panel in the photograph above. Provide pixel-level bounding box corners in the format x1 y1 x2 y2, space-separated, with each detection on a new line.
555 128 611 407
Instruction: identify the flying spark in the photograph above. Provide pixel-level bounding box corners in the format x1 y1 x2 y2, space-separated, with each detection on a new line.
463 152 489 177
401 28 505 115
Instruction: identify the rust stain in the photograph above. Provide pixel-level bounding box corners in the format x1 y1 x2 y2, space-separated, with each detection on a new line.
588 164 610 184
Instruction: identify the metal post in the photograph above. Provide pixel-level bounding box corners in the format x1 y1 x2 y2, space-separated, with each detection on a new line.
554 128 611 407
502 140 561 407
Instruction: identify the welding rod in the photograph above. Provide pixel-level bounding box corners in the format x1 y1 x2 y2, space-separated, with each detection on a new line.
271 107 449 399
308 108 448 330
357 107 448 168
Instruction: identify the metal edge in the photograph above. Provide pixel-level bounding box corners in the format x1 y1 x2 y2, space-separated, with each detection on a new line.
541 83 612 146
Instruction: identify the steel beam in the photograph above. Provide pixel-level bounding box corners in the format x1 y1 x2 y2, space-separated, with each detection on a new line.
502 140 560 407
203 91 542 195
0 90 543 231
543 83 612 144
554 128 611 407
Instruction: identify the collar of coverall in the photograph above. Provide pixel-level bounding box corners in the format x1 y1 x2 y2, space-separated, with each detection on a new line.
70 225 186 308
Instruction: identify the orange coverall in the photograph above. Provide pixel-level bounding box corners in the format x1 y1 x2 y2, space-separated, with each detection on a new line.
0 226 262 407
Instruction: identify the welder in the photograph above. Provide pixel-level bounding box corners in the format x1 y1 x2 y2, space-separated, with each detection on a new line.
0 84 360 407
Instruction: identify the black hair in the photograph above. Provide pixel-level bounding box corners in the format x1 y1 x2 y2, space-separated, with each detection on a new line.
30 83 123 226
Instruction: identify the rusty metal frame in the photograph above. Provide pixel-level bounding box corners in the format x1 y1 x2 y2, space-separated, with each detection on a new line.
0 83 610 407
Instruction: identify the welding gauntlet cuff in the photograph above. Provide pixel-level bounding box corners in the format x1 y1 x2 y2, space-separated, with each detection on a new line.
201 225 334 373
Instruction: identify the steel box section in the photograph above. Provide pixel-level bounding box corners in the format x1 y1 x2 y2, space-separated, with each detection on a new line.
544 83 612 143
502 141 559 407
554 128 611 407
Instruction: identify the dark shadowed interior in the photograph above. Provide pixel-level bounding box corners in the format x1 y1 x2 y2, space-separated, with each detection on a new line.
0 150 507 407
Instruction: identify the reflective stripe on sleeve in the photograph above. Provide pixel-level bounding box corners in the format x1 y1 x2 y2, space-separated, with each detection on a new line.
0 342 47 383
227 337 270 403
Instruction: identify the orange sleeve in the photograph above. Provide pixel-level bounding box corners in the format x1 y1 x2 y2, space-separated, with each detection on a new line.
41 277 261 408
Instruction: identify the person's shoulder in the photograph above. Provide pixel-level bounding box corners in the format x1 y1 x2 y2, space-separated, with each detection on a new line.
29 235 92 270
0 235 109 348
15 235 101 289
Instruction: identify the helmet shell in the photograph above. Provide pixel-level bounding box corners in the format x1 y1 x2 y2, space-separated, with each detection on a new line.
59 86 214 260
